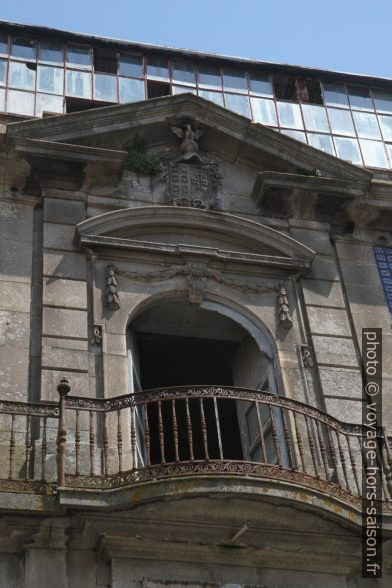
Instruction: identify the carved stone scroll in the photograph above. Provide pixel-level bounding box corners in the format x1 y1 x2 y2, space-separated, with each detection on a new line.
276 281 293 330
300 344 314 367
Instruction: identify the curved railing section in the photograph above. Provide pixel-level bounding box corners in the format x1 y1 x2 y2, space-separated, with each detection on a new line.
0 385 391 512
60 385 391 509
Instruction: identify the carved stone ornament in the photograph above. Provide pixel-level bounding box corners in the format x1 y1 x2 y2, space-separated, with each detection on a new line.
276 281 293 330
105 265 120 310
115 263 276 305
300 344 314 368
160 123 222 210
90 325 103 346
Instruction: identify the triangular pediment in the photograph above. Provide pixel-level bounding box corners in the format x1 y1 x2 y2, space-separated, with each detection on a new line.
6 93 372 184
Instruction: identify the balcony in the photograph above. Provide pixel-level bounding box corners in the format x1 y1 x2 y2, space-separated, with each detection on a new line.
0 383 391 519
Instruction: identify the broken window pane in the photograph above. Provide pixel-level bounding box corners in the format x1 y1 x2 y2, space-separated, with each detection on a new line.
373 89 392 114
119 54 143 78
94 73 117 102
66 70 92 98
298 78 323 104
172 85 197 95
172 60 196 85
37 65 63 94
0 88 5 111
39 41 64 64
198 89 224 106
322 82 349 108
119 77 145 103
249 72 273 97
94 47 117 74
146 56 169 81
11 37 36 61
225 93 251 117
301 104 329 132
67 46 92 69
250 97 277 126
0 60 7 85
327 108 355 136
334 136 362 164
198 65 221 89
7 90 35 116
36 93 64 117
277 101 304 129
223 69 248 93
308 133 335 155
378 115 392 141
348 85 374 111
359 139 389 168
274 75 298 101
0 33 8 56
9 61 36 90
353 112 381 139
281 129 307 143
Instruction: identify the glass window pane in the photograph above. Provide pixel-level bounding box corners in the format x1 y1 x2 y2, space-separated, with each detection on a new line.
198 89 224 106
353 111 381 139
378 115 392 142
172 60 195 85
35 93 64 117
223 68 248 93
7 90 35 116
348 85 373 111
251 97 277 126
327 108 355 136
66 70 92 98
360 139 389 168
11 37 36 60
37 65 63 94
373 89 392 114
0 33 8 56
94 73 117 102
9 61 36 90
308 133 335 155
172 85 197 95
277 101 304 129
146 56 169 81
322 82 349 108
39 41 63 64
198 65 221 89
281 129 307 143
119 77 145 103
0 60 7 86
225 93 251 117
301 104 329 132
119 54 143 77
0 88 5 111
334 136 362 164
67 46 92 69
249 72 273 97
385 144 392 168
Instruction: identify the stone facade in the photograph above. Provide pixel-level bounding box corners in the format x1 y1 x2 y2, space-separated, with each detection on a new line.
0 88 391 587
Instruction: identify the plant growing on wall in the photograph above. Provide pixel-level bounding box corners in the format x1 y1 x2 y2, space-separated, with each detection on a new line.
125 136 158 176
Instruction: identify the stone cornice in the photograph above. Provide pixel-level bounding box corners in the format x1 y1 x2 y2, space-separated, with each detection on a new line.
6 94 372 183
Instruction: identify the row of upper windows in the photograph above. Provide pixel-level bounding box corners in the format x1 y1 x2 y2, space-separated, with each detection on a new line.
2 33 392 113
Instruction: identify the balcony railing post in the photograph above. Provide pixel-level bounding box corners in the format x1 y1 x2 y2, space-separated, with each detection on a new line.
57 378 71 487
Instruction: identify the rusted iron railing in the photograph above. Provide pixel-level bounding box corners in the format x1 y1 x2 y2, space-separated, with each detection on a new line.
0 381 391 510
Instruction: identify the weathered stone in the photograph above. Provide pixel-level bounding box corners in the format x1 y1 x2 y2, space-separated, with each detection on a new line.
0 281 31 313
44 197 86 225
319 367 362 399
42 307 87 339
43 222 77 251
302 279 345 308
41 368 89 401
0 238 32 282
312 335 358 368
41 345 89 371
43 251 86 280
43 277 87 309
307 307 352 337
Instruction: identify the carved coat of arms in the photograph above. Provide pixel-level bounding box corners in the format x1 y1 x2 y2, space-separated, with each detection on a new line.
160 123 221 210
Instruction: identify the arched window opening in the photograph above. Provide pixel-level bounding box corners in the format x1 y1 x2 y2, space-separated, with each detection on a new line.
128 297 286 468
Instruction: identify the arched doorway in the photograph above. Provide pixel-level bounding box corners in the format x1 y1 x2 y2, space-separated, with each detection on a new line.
127 296 284 468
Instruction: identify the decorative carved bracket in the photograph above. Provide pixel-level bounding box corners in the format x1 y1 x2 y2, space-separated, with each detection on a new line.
300 344 314 367
105 265 120 310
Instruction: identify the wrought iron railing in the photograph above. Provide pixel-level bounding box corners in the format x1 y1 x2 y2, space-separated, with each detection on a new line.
0 380 391 510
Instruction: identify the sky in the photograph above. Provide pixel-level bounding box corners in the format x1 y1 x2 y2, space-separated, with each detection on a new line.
1 0 391 78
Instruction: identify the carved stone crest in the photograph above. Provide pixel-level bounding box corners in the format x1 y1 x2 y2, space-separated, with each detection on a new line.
160 123 221 210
